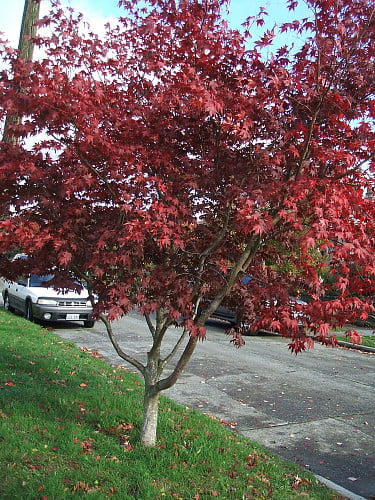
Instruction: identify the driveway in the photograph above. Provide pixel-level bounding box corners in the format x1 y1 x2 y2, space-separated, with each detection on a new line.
39 312 374 500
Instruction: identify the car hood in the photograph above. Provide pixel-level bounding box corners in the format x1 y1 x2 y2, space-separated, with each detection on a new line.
30 286 89 299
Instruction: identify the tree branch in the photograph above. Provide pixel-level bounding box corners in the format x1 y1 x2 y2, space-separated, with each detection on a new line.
144 313 156 338
159 327 189 370
197 234 262 325
64 141 118 199
332 150 375 181
100 313 145 375
147 315 173 359
192 203 232 297
157 334 198 391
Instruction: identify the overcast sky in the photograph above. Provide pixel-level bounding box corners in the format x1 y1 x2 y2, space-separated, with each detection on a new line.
1 0 311 49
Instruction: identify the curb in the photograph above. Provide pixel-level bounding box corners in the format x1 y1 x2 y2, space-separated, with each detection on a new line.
337 340 375 354
315 475 368 500
308 333 375 354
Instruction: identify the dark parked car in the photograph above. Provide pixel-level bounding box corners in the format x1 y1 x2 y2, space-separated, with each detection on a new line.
207 296 307 334
200 275 307 335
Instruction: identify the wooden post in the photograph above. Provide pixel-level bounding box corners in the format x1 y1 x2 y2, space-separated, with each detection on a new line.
18 0 41 60
2 0 41 143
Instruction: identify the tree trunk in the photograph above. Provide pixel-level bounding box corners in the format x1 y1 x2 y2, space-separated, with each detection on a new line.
140 387 160 447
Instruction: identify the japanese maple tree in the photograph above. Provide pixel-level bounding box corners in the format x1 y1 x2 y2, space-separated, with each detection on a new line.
0 0 374 446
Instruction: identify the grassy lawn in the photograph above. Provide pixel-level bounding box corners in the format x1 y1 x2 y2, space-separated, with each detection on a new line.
336 335 375 349
0 309 344 500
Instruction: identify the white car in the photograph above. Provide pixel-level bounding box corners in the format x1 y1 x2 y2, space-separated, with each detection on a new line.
2 273 95 328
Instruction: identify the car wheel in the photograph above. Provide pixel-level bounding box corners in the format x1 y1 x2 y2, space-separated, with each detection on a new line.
84 320 95 328
3 293 15 313
243 329 260 336
25 301 34 322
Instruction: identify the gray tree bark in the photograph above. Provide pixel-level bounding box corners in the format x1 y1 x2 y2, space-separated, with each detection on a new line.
140 389 160 447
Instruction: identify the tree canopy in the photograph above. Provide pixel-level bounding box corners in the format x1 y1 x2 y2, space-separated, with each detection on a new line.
0 0 374 445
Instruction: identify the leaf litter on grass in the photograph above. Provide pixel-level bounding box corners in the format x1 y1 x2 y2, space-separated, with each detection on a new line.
0 310 346 499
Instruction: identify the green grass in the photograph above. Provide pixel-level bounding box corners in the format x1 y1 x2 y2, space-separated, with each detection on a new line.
336 335 375 349
0 310 344 500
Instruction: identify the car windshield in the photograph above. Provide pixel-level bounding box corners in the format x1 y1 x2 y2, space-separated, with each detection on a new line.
29 275 54 287
242 276 253 285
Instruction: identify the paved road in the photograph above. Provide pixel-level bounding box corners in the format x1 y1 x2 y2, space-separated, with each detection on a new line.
46 312 375 500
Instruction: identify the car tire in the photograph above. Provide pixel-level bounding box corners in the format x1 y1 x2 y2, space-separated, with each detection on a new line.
84 320 95 328
25 300 34 322
243 329 260 336
3 293 15 313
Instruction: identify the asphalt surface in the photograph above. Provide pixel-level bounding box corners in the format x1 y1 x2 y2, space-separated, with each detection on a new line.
36 312 374 500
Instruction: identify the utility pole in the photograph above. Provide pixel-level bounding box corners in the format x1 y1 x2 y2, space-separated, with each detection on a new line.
18 0 41 60
2 0 41 143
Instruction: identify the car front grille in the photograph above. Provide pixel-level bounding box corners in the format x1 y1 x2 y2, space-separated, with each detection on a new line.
57 300 88 307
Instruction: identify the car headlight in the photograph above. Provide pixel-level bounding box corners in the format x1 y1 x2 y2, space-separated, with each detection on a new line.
37 298 59 306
